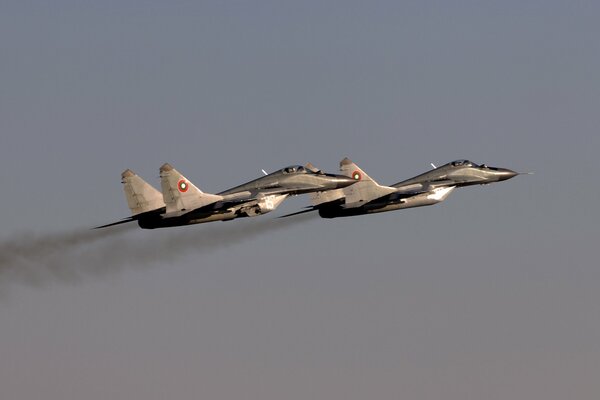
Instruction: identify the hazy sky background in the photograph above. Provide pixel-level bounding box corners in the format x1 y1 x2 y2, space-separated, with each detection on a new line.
1 1 599 399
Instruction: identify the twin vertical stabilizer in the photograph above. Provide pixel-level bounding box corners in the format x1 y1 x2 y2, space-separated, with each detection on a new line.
121 169 165 216
121 164 223 217
159 163 222 213
338 158 397 207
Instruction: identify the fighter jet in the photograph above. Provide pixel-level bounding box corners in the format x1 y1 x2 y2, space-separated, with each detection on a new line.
283 158 522 219
96 163 356 229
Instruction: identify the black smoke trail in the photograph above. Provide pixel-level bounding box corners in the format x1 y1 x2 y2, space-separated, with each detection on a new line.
0 214 316 292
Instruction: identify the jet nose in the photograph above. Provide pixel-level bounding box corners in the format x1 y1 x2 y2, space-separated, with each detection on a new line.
333 175 358 188
496 168 518 181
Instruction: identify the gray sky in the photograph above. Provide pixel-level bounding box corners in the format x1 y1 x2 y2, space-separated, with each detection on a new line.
1 1 599 399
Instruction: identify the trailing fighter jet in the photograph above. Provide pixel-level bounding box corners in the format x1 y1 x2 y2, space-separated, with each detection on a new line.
96 163 356 229
283 158 523 219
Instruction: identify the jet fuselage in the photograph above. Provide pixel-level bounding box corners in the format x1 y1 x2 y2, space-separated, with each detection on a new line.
393 160 517 188
315 159 519 219
218 165 355 196
136 165 355 228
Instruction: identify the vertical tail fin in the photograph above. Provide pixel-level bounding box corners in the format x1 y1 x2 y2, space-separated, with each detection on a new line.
159 163 222 213
121 169 165 216
338 158 397 206
339 157 380 183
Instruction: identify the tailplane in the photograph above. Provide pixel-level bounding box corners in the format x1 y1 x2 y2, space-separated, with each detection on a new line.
159 163 222 213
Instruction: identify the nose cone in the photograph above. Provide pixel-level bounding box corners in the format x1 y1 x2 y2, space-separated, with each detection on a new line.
496 168 518 181
332 175 358 189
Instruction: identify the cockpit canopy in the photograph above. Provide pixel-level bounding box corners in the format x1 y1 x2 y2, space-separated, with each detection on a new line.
281 165 306 174
450 159 477 167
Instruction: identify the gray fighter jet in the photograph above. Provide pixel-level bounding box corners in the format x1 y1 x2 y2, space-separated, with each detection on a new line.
284 158 522 219
96 163 356 229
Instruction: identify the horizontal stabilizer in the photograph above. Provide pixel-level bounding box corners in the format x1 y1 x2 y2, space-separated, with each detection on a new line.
93 217 135 229
278 207 318 218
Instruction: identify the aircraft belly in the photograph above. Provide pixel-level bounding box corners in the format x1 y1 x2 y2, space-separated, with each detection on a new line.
187 211 237 224
318 192 443 219
367 197 439 213
138 210 237 228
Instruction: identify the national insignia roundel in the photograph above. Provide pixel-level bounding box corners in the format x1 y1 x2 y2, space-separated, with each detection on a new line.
177 179 189 193
352 170 361 181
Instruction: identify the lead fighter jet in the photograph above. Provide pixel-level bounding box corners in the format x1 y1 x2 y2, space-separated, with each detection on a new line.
96 163 356 229
284 158 523 218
